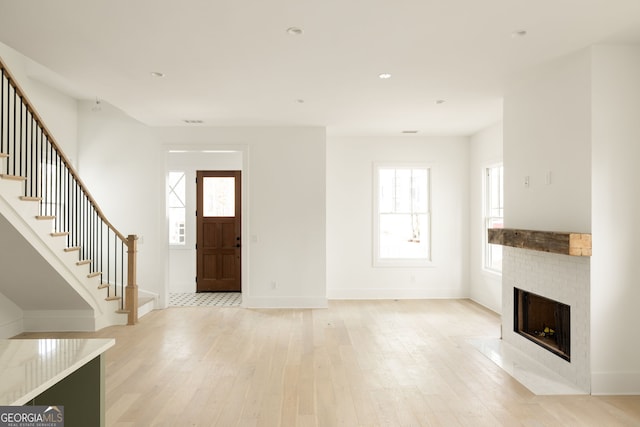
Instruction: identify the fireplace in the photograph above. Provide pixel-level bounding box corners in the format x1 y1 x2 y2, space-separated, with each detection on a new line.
493 229 590 391
514 288 571 362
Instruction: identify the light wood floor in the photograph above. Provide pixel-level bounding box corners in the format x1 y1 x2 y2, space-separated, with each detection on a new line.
17 299 640 426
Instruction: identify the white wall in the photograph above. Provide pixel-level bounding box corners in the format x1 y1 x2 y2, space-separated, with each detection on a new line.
503 48 593 390
504 48 592 233
167 151 243 293
0 42 79 166
326 136 469 299
0 43 80 336
469 122 503 313
155 127 327 308
77 117 327 308
77 101 165 305
503 44 640 394
590 45 640 394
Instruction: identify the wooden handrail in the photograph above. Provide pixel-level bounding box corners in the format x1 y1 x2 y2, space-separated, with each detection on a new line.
0 55 138 324
0 57 126 242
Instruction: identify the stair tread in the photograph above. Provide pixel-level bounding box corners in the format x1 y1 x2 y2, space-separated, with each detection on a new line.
36 215 56 220
0 174 27 181
0 153 8 158
51 231 69 237
19 196 41 202
76 259 92 265
105 296 121 301
64 246 81 252
87 271 102 278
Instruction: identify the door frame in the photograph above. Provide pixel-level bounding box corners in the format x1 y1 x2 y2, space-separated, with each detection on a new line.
162 145 249 308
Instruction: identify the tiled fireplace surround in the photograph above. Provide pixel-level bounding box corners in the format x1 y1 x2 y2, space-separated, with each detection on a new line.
502 246 591 393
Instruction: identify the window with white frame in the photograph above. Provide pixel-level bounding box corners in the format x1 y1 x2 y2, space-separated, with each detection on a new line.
485 164 503 272
374 165 431 266
168 171 186 245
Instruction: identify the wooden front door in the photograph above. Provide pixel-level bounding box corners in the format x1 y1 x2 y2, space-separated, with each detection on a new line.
196 171 241 292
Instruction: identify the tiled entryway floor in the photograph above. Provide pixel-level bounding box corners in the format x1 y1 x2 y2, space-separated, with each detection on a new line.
169 292 242 307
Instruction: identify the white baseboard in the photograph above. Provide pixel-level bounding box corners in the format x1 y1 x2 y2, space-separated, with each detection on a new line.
591 372 640 395
468 298 501 315
326 288 468 300
242 296 328 309
168 284 196 293
23 310 96 332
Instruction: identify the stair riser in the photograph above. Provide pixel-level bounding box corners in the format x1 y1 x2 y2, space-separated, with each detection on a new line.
0 176 128 334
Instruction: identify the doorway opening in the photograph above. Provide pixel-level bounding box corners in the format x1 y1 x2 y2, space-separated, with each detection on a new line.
166 150 244 307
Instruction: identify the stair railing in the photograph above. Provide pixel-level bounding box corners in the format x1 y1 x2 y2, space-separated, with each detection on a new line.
0 57 138 325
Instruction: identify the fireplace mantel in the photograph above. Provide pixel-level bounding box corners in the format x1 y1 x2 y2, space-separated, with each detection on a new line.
488 228 592 257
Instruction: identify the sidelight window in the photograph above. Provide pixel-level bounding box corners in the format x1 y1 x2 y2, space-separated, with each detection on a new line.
168 171 186 245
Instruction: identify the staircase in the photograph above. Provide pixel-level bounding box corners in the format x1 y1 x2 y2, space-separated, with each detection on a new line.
0 57 139 333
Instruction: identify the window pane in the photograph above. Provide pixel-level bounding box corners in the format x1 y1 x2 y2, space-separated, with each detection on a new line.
487 217 503 230
169 207 186 245
379 169 395 213
489 166 504 217
394 169 412 213
485 165 504 272
168 172 186 208
376 166 430 264
379 213 429 259
168 171 186 245
412 169 429 213
203 177 235 217
487 243 503 271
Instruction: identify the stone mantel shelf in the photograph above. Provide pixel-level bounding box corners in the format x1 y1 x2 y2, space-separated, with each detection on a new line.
488 228 592 257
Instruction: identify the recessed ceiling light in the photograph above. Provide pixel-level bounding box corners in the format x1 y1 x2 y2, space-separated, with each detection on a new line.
286 27 303 35
511 30 527 38
150 71 165 78
184 120 203 124
402 130 419 134
378 73 392 79
435 99 446 105
296 99 305 104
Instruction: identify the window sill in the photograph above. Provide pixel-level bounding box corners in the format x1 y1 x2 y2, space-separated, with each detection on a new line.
482 268 502 279
374 259 435 268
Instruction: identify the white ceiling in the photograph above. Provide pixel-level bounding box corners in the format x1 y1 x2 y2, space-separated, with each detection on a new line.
0 0 639 136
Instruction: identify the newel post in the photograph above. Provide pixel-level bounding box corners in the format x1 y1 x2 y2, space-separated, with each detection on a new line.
126 234 139 325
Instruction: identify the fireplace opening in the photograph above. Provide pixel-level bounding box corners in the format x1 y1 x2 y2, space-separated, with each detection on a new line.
514 288 570 362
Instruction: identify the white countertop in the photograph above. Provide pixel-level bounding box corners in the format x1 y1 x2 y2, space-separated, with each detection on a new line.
0 338 115 405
